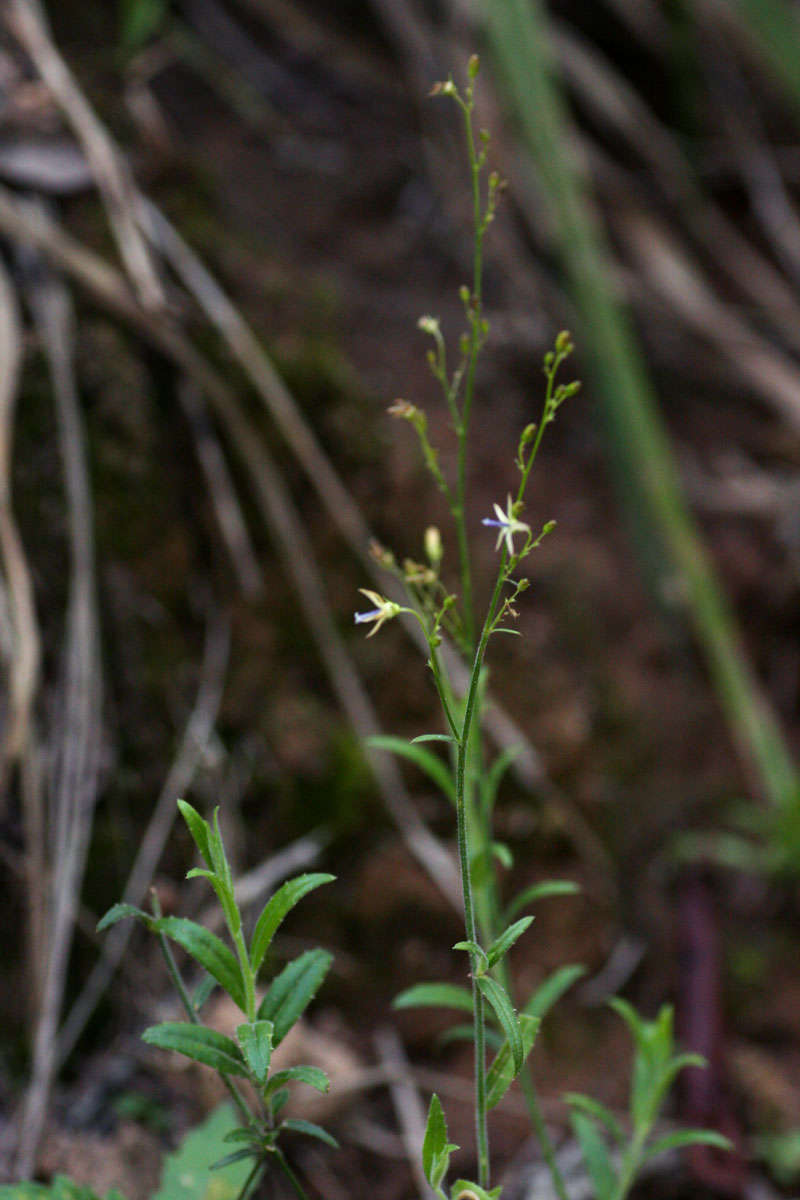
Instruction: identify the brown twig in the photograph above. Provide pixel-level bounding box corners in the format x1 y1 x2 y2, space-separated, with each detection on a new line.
5 0 164 310
15 255 103 1176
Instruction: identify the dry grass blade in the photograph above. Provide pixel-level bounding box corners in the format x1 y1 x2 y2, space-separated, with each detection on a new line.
484 0 799 813
178 380 262 599
56 608 230 1068
0 186 462 910
5 0 164 310
373 1026 434 1200
15 258 102 1176
0 256 40 789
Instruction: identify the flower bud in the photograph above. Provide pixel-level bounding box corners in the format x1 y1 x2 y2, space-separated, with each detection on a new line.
555 329 573 354
468 54 480 79
424 525 443 565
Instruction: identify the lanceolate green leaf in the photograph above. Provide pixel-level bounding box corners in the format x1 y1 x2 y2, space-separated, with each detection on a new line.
143 1023 248 1077
257 948 333 1044
504 879 580 923
155 917 246 1012
367 735 456 804
422 1094 458 1190
266 1066 330 1094
486 1014 540 1108
644 1128 732 1163
96 902 154 933
476 976 523 1073
280 1119 339 1148
176 799 213 867
250 874 334 973
185 868 240 938
393 982 474 1013
523 963 586 1020
564 1092 624 1144
236 1019 273 1085
486 916 534 968
570 1110 616 1200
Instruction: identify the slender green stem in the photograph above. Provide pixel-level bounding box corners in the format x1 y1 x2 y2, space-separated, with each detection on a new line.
274 1147 312 1200
151 891 254 1127
235 1159 264 1200
455 561 511 1188
611 1128 648 1200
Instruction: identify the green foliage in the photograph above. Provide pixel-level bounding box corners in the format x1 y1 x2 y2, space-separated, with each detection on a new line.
0 1182 126 1200
566 1003 732 1200
98 802 336 1199
154 1105 252 1199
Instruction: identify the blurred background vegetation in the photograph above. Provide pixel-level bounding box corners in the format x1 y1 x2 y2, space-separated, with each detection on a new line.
3 0 800 1195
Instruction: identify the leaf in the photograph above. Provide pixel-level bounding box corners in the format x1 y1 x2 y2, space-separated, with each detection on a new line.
155 917 246 1012
192 973 217 1014
0 1187 50 1199
477 976 523 1073
486 1014 540 1108
523 964 586 1020
209 809 233 895
96 902 154 933
250 874 334 973
570 1111 617 1200
209 1149 258 1170
491 841 513 870
154 1103 252 1199
564 1092 624 1143
411 734 457 744
185 868 240 939
393 983 473 1013
366 735 456 804
236 1020 273 1085
422 1094 458 1190
177 799 213 867
644 1128 732 1163
504 879 581 923
453 940 489 971
486 916 534 968
267 1066 330 1095
280 1119 339 1148
481 745 520 815
257 949 332 1044
142 1023 247 1077
437 1023 504 1052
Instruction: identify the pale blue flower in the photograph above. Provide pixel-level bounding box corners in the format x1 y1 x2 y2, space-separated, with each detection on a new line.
482 495 530 555
354 589 401 637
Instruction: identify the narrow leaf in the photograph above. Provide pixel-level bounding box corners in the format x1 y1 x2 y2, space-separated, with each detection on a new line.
422 1094 457 1189
486 1014 540 1108
186 868 240 939
236 1020 273 1085
192 972 217 1013
280 1119 339 1148
504 879 580 923
155 917 246 1011
393 983 473 1013
477 976 523 1073
143 1022 247 1077
250 874 334 973
481 745 520 815
486 916 534 968
177 799 212 867
411 734 456 744
267 1066 330 1094
437 1024 504 1052
523 964 586 1020
564 1092 624 1143
570 1111 617 1200
367 735 456 803
257 949 332 1045
97 903 154 933
644 1128 732 1163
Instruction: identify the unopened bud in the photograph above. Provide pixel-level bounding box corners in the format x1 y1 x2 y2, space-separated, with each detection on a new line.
424 525 443 565
468 54 480 79
418 314 440 336
520 423 537 445
555 329 573 354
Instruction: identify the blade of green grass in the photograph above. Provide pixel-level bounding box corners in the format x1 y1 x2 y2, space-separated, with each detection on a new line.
483 0 798 811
